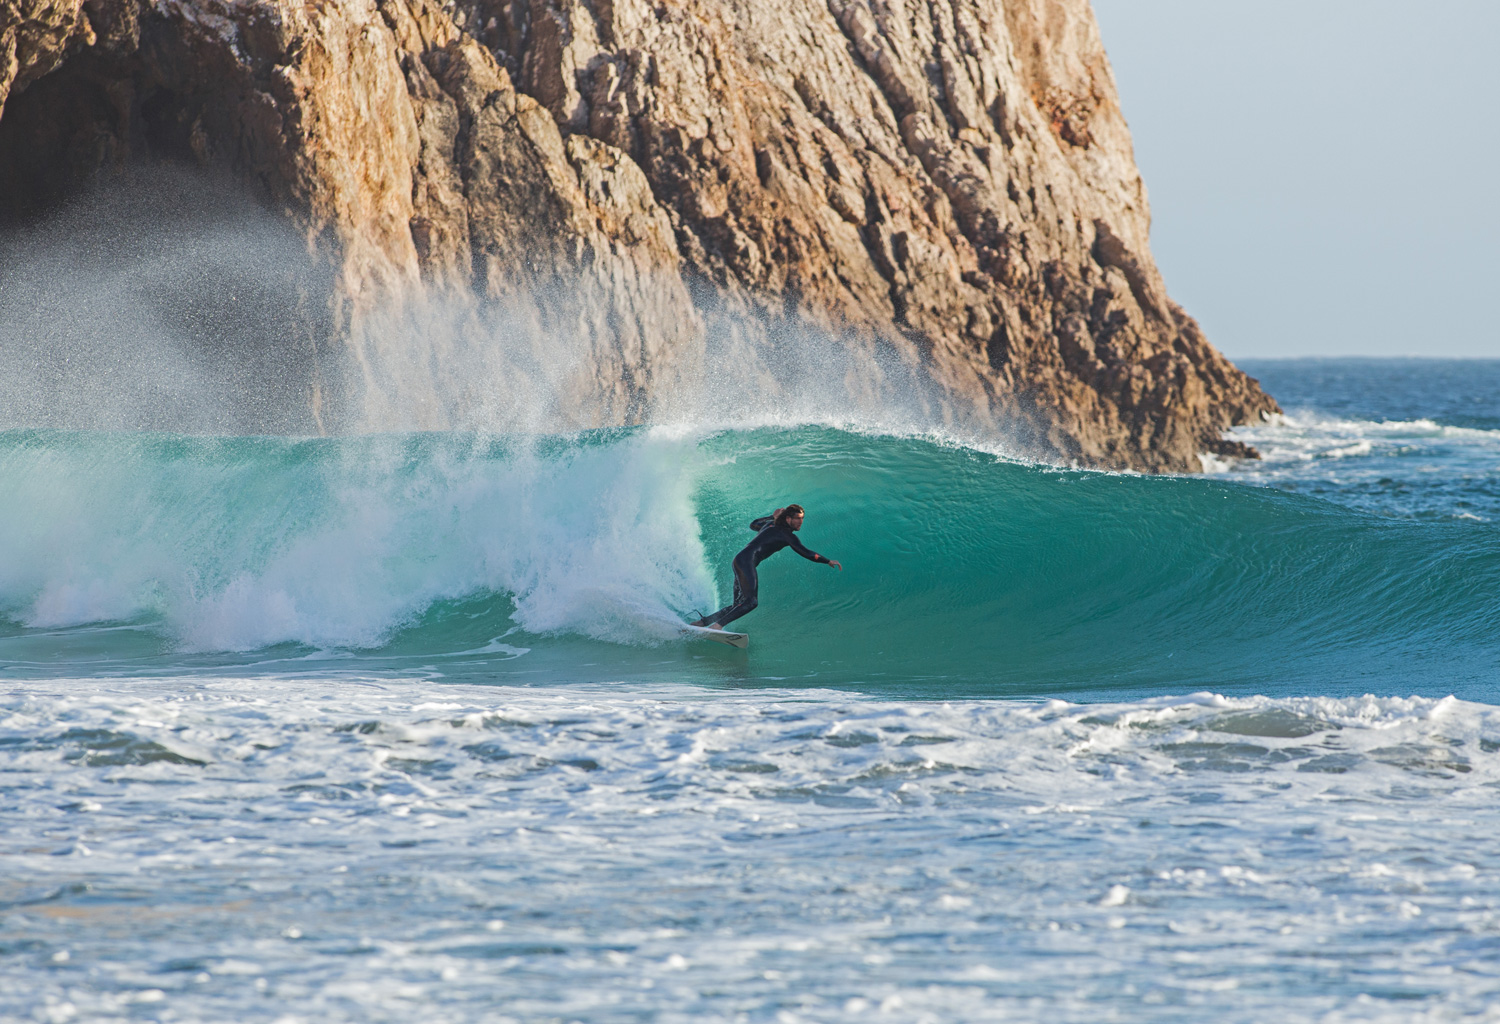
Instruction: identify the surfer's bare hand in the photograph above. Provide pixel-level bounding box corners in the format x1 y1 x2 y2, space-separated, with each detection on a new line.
829 560 842 571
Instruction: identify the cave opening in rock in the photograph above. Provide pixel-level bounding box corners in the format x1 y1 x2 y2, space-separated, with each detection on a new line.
0 56 132 226
0 52 337 435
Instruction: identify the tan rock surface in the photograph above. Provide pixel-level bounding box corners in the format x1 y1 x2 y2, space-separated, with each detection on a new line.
0 0 91 117
0 0 1277 469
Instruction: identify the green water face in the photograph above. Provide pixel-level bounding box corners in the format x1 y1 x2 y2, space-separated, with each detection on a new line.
673 429 1499 698
0 426 1494 700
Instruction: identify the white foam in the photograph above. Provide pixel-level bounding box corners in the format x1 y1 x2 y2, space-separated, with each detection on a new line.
1213 407 1500 520
1197 451 1236 474
4 679 1500 1021
1226 410 1500 467
0 432 719 650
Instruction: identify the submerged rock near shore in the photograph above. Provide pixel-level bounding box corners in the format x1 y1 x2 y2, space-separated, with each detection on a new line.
0 0 1277 470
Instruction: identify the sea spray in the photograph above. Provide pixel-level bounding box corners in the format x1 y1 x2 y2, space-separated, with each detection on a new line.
0 169 332 436
0 429 715 652
0 169 999 455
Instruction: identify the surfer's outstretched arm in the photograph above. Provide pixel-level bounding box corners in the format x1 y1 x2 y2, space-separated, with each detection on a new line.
787 535 841 570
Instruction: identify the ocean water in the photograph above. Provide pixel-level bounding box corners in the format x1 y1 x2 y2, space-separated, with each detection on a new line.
3 358 1498 1022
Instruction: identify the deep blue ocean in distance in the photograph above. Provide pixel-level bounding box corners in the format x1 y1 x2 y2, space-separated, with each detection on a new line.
2 357 1497 1022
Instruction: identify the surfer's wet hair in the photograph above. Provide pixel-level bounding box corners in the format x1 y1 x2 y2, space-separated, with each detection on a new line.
775 504 806 526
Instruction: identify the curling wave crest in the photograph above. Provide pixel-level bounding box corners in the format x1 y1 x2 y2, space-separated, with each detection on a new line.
0 424 1495 697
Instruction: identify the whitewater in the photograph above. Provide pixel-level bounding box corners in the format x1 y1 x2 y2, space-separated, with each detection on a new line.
2 353 1498 1022
8 681 1500 1023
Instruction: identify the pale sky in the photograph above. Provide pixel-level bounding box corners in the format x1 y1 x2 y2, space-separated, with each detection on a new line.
1091 0 1499 358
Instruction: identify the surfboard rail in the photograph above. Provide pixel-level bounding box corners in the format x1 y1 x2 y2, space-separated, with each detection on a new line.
682 625 748 649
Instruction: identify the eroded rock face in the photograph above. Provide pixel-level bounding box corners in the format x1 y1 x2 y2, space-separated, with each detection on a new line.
0 0 1277 469
0 0 90 117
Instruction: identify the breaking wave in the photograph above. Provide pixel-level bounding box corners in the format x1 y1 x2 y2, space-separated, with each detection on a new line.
0 424 1493 698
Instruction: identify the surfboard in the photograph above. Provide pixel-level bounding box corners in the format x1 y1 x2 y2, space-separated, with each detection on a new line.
683 625 749 649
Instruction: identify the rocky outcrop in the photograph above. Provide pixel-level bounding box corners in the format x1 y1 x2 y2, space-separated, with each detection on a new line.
0 0 1277 469
0 0 89 117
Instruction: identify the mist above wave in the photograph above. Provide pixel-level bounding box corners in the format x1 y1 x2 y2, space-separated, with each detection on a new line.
0 170 332 435
0 168 996 450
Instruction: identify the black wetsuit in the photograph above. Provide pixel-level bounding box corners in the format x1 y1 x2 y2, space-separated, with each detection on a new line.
695 515 831 629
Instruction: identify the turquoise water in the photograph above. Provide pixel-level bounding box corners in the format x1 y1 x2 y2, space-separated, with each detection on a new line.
4 358 1499 1023
1 419 1495 698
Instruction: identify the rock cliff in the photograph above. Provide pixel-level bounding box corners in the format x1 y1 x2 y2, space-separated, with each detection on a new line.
0 0 1277 469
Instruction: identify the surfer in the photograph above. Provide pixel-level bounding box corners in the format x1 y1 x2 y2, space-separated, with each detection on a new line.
691 504 842 630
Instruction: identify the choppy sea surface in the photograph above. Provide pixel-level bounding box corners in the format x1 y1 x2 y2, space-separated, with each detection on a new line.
3 358 1498 1022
